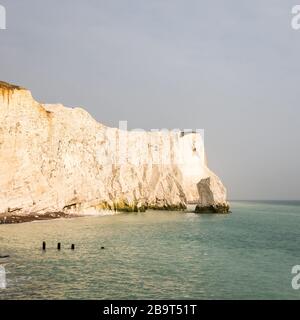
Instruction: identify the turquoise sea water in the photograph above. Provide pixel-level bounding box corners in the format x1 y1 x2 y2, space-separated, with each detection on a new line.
0 201 300 300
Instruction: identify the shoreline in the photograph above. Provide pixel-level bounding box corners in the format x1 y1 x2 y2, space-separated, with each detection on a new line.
0 212 79 225
0 204 230 225
0 204 189 225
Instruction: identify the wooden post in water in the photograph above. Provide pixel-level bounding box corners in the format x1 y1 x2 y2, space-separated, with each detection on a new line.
42 241 46 251
57 243 61 250
71 244 75 250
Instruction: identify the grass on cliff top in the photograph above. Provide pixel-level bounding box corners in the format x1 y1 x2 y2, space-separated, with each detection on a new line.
0 81 25 90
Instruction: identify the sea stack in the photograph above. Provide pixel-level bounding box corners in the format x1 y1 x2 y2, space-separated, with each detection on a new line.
0 81 229 218
195 176 230 213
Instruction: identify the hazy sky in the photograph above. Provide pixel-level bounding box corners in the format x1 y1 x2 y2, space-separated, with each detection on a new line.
1 0 299 200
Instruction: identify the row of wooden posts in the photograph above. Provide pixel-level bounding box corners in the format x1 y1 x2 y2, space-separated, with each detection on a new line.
42 241 75 250
42 242 105 250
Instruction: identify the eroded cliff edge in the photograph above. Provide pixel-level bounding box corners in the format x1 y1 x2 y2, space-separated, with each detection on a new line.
0 81 229 218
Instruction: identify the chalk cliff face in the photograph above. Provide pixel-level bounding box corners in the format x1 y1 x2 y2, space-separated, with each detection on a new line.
0 81 229 216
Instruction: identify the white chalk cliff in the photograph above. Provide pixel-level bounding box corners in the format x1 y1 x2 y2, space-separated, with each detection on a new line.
0 81 229 216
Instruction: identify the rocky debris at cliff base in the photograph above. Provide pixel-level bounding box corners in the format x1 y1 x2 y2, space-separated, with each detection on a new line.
194 204 230 214
0 212 78 224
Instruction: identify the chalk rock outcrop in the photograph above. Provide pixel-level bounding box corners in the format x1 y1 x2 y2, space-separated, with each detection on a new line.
0 81 229 216
195 175 230 213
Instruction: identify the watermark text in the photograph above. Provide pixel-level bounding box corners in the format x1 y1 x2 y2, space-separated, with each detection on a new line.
291 5 300 30
0 4 6 30
0 265 6 289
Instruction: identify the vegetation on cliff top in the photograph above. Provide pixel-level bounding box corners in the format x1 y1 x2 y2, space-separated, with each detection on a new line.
0 81 25 90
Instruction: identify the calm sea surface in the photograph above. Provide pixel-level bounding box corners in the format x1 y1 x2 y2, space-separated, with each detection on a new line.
1 201 300 299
